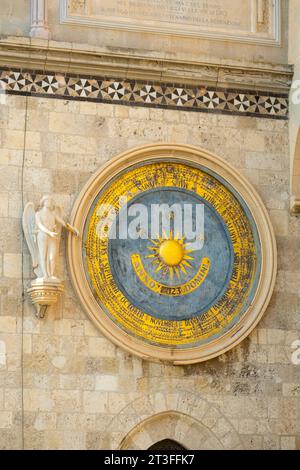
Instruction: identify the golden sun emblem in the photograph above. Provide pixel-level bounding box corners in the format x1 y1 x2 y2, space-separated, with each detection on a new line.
146 232 194 280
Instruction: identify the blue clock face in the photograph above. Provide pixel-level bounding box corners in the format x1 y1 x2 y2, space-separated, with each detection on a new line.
84 160 261 348
109 188 234 322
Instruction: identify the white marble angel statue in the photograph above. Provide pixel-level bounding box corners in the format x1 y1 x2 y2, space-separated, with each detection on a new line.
23 195 79 282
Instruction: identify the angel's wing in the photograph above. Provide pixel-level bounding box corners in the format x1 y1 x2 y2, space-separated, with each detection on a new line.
22 202 39 269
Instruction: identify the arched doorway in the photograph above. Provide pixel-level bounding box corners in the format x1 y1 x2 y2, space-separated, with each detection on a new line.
148 439 186 451
118 410 231 450
104 391 243 450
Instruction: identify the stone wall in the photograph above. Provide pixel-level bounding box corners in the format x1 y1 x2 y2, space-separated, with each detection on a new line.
0 0 29 37
0 93 299 450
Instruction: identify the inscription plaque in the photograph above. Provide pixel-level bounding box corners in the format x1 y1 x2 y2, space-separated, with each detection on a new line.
61 0 280 45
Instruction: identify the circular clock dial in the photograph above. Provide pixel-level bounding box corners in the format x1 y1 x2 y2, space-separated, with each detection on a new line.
83 161 261 348
68 144 276 364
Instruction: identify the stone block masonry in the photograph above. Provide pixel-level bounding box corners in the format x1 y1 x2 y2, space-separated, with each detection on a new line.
0 89 299 450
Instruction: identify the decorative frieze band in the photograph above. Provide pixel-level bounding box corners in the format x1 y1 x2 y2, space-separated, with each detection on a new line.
0 68 288 119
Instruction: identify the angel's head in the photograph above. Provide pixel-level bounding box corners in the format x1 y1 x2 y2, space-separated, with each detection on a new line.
40 195 55 211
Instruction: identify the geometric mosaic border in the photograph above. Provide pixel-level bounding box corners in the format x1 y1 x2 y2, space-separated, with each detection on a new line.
0 68 288 120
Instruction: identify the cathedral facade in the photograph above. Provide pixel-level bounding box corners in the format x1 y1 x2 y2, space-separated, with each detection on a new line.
0 0 299 450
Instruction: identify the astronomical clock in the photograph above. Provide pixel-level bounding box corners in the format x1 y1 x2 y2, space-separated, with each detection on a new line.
68 144 276 364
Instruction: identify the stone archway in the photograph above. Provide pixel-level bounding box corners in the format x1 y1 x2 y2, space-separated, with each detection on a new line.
104 391 244 450
119 411 224 450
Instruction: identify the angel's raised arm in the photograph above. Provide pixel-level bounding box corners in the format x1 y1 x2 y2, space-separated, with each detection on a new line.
55 211 79 237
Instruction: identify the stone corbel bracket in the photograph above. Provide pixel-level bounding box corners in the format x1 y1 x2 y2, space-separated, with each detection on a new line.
27 281 64 319
290 196 300 215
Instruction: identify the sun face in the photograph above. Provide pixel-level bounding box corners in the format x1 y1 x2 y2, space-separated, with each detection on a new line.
146 232 194 280
159 239 184 267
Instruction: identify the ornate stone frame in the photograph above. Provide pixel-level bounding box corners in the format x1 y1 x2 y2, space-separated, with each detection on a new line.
67 143 277 364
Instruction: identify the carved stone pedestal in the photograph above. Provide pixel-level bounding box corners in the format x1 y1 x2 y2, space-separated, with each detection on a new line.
27 280 64 319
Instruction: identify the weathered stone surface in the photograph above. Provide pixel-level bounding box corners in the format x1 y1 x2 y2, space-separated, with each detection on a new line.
0 91 298 450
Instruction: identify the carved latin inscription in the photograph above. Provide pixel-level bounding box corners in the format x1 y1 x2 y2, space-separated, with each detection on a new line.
61 0 280 44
